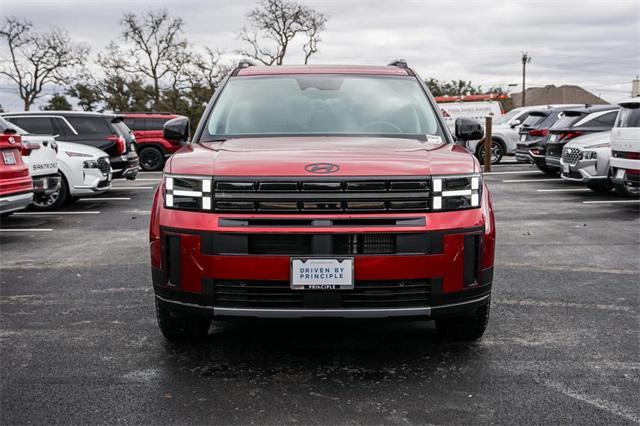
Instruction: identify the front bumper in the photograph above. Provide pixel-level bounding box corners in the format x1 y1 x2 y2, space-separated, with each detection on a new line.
0 191 33 214
32 173 61 195
111 152 140 180
545 155 561 169
560 158 608 183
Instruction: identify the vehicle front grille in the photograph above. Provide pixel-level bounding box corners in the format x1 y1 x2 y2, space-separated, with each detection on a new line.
211 279 431 309
562 147 582 165
97 157 111 175
212 177 431 213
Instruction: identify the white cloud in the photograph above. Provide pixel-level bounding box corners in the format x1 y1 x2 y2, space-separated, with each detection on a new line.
1 0 638 111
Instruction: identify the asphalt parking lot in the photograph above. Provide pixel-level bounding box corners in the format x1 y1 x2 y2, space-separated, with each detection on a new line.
1 160 639 425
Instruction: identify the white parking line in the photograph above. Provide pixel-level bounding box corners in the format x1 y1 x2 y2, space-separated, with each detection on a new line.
78 197 131 201
14 211 101 215
485 171 543 176
503 178 564 183
583 200 640 204
134 178 161 181
0 228 53 232
110 186 154 190
537 188 591 193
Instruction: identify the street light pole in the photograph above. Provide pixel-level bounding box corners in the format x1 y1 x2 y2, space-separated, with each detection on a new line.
521 53 531 107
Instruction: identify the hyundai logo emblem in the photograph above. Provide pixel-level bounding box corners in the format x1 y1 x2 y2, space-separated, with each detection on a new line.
304 163 340 174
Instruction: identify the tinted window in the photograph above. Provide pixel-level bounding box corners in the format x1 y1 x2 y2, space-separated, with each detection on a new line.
521 113 546 127
124 118 145 131
615 105 640 128
112 121 135 143
147 118 171 130
66 116 113 136
576 110 618 128
205 75 442 139
8 117 55 135
551 113 585 130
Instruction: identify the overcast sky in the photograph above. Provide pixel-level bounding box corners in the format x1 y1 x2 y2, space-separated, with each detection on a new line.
1 0 638 111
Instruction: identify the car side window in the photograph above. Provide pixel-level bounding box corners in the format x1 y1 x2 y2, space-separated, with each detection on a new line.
8 117 55 135
66 117 113 136
52 117 75 137
124 118 145 131
576 111 618 128
147 118 169 131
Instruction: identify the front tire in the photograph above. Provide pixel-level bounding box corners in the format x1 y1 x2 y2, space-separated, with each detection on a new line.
155 299 211 342
477 140 504 165
139 146 165 171
614 182 640 198
30 175 69 210
436 301 490 341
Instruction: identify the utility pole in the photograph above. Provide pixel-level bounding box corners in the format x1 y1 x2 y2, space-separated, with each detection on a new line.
521 52 531 107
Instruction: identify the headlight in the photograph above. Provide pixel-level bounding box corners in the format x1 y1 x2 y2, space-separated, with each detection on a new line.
431 174 482 211
83 160 99 168
582 151 597 160
164 174 212 210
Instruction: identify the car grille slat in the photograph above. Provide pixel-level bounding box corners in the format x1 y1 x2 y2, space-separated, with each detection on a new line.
97 157 111 175
213 177 431 213
211 280 431 309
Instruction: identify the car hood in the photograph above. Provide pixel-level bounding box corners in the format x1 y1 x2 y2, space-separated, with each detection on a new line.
564 131 610 149
167 137 478 176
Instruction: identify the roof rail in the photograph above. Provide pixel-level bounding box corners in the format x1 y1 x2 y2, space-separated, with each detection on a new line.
237 59 257 69
388 59 408 68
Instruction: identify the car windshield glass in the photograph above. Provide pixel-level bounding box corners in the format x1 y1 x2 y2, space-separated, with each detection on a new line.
552 113 586 130
204 75 443 140
521 113 546 128
493 108 523 125
615 104 640 127
112 120 135 142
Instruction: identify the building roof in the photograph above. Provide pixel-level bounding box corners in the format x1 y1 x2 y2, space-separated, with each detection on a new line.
236 64 411 76
511 85 608 106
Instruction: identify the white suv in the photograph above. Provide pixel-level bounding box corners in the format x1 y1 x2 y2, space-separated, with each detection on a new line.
610 97 640 197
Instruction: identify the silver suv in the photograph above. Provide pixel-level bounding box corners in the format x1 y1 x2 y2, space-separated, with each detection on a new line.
560 131 612 192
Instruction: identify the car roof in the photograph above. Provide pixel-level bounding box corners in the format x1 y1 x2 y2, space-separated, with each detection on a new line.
235 64 412 77
122 112 182 118
561 105 618 115
618 97 640 107
2 111 117 118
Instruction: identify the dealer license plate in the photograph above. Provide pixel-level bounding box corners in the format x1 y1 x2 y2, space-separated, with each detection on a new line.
2 151 16 165
549 134 558 142
615 169 625 180
291 258 354 290
562 163 570 174
520 135 526 142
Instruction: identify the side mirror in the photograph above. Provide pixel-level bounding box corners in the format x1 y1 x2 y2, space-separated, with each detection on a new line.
510 119 522 128
455 117 484 141
163 117 190 142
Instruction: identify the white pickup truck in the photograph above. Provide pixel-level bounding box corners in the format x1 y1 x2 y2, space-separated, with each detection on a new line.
4 119 112 209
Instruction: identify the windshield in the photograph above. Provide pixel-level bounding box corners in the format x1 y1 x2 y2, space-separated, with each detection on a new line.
203 75 443 140
521 113 547 128
493 108 523 125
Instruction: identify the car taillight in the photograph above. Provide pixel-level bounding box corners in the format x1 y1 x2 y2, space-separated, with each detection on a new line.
623 152 640 160
106 135 126 155
0 133 22 146
627 168 640 175
20 141 40 156
560 131 582 141
528 129 548 137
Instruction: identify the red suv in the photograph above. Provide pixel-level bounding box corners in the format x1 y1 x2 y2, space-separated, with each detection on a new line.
123 113 188 171
0 122 33 215
149 61 496 342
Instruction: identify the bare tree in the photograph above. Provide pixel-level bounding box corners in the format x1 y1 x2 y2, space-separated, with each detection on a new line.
0 17 88 110
238 0 327 65
117 9 189 107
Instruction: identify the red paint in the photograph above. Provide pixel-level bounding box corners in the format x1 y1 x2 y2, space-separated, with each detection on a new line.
0 133 33 197
122 113 186 156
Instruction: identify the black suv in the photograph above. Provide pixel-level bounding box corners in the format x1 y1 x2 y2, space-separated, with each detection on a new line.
544 105 619 171
515 105 586 174
2 112 139 180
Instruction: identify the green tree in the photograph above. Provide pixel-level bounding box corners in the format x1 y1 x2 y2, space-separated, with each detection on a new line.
425 78 481 97
66 82 101 111
41 92 72 110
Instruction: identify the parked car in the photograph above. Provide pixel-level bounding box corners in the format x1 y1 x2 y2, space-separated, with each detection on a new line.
469 105 580 165
150 60 495 343
3 118 113 209
610 97 640 197
0 117 61 210
0 123 32 215
515 105 594 174
560 131 613 192
123 113 188 171
2 112 139 180
545 105 619 172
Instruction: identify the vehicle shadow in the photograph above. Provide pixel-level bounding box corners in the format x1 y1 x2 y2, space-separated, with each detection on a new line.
159 319 484 381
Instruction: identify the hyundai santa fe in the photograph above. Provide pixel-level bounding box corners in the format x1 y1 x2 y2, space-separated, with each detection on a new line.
150 60 496 342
